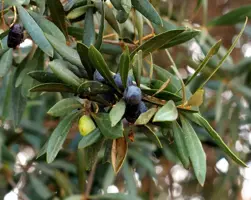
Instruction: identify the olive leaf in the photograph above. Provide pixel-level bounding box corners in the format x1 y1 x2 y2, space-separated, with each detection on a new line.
47 98 82 117
78 128 103 149
111 137 128 173
180 115 206 186
17 5 54 57
153 100 178 122
47 111 80 163
109 99 126 127
92 113 124 139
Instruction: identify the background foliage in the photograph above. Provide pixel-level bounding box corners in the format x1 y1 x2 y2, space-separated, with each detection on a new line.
1 0 251 200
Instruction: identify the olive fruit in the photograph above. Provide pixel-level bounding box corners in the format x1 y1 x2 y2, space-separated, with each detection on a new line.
93 70 106 83
7 24 24 48
113 73 133 90
123 85 142 105
124 101 147 123
78 115 96 136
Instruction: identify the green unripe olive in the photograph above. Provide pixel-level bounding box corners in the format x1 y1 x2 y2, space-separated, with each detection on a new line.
78 115 96 136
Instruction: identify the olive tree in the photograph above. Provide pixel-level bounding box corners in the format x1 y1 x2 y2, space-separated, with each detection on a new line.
0 0 250 199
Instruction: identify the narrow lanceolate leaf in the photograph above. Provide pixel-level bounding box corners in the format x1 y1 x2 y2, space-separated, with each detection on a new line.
111 137 128 174
45 33 82 67
77 42 94 79
142 88 182 102
77 149 86 191
215 83 224 122
119 46 130 88
47 0 68 38
49 59 81 88
84 139 104 170
67 5 94 19
88 45 119 90
135 10 143 45
198 18 248 90
64 0 87 11
135 108 157 125
132 50 142 87
95 1 105 50
131 0 162 25
17 5 53 57
83 4 95 46
160 30 200 49
29 174 52 199
122 160 137 196
152 78 170 97
208 5 251 26
55 171 73 196
21 48 44 98
191 113 247 167
149 53 153 80
109 99 126 127
77 81 111 96
36 141 48 159
12 82 27 128
180 115 206 186
94 1 120 34
186 89 204 107
28 71 62 83
128 149 156 177
30 83 73 93
130 29 185 58
47 98 82 117
171 121 190 168
121 0 132 13
153 64 181 92
28 10 66 43
185 40 221 86
0 31 9 40
15 56 29 87
0 48 13 77
110 0 123 9
153 100 178 122
47 111 80 163
78 128 102 149
101 43 123 55
0 71 12 121
92 113 123 139
144 124 162 148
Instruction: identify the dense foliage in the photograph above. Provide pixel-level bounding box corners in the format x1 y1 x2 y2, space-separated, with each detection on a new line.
0 0 251 199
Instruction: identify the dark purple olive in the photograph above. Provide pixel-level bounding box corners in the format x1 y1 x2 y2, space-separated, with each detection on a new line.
114 73 133 90
124 101 147 123
7 24 24 48
123 85 142 105
93 70 106 83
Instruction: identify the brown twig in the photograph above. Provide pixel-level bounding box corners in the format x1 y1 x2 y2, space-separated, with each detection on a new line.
103 33 116 39
103 39 136 51
149 178 154 200
1 0 6 30
134 33 154 45
7 177 30 200
84 158 98 199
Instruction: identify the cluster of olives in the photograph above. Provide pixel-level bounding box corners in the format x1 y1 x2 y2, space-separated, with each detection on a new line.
94 70 147 123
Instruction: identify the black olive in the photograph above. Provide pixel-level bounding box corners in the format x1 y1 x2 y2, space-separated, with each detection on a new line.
7 24 24 49
123 85 142 105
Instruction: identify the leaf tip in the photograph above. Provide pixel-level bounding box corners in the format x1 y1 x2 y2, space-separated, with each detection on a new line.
46 154 53 164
